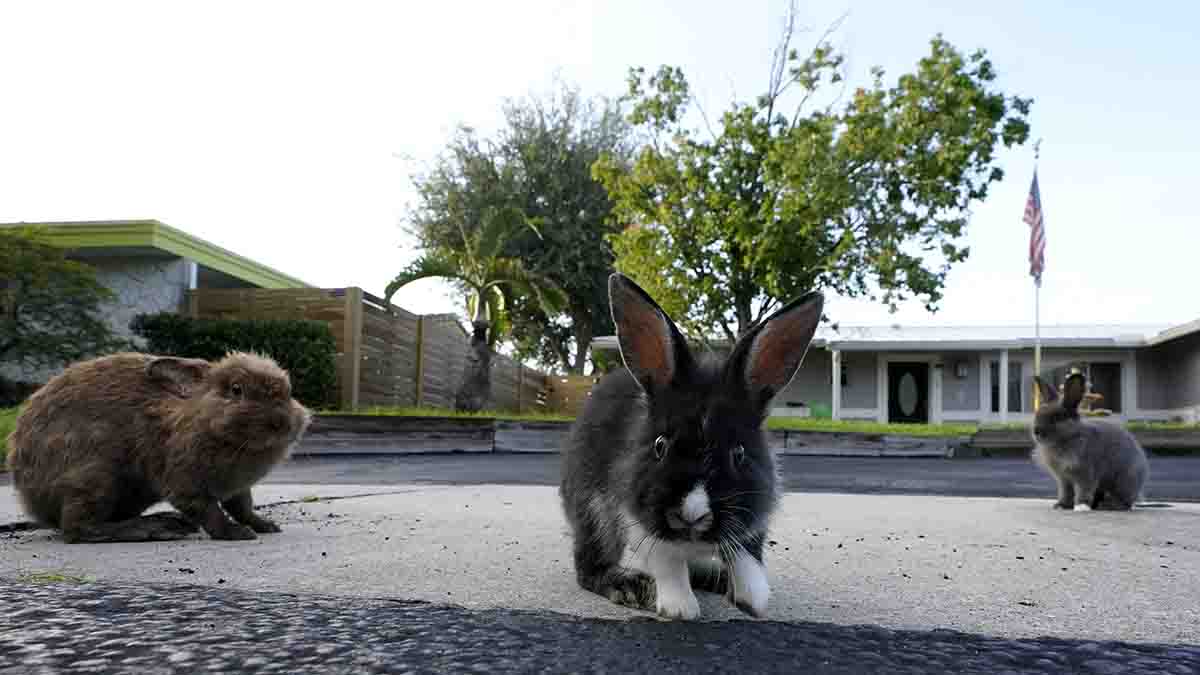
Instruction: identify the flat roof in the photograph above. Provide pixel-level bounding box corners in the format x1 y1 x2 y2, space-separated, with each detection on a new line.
0 219 312 289
591 320 1196 354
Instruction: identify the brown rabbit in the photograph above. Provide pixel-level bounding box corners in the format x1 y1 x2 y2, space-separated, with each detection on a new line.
5 351 312 543
1031 372 1148 511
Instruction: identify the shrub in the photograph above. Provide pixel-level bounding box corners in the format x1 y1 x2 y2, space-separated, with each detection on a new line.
130 312 339 409
0 376 40 408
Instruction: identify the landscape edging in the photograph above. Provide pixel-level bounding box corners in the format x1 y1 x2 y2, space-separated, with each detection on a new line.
295 415 1040 458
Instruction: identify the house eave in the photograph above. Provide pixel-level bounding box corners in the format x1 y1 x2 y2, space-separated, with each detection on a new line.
1147 318 1200 347
825 338 1146 351
590 335 1148 353
1 219 312 289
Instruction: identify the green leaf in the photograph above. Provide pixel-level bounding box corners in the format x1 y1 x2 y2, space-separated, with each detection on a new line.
598 17 1031 336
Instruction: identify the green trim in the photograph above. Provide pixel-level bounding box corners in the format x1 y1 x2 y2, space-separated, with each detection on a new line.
0 220 311 289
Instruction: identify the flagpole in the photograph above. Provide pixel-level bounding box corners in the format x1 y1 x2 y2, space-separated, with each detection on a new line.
1032 139 1043 410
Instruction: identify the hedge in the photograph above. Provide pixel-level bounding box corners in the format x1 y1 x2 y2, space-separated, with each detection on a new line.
130 312 339 409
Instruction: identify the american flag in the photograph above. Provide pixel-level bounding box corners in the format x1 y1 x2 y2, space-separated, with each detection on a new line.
1023 170 1045 285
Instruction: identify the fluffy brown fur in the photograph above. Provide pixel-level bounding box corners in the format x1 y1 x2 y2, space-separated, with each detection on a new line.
5 351 312 543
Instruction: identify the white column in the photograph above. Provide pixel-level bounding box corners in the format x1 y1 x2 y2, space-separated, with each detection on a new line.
999 349 1010 423
978 353 989 420
187 260 198 290
831 349 842 420
1123 351 1138 420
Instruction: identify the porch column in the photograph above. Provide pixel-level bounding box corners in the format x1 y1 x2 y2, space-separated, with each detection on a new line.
831 349 842 420
999 349 1010 423
978 353 989 419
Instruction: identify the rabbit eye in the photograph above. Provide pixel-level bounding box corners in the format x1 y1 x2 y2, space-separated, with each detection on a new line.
733 444 746 465
653 435 669 461
230 383 243 398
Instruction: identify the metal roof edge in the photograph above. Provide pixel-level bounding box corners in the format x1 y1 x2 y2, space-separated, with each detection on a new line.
1147 318 1200 347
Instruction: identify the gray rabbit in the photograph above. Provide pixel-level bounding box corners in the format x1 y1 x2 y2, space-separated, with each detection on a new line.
559 273 823 620
1031 372 1149 511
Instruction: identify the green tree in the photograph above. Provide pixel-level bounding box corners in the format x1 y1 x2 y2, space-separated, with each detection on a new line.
495 83 635 374
0 226 125 372
404 81 635 374
384 206 566 412
595 7 1032 343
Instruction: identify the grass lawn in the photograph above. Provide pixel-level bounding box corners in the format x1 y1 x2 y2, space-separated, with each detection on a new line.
321 407 971 437
0 408 20 466
0 406 19 467
323 406 1197 437
765 417 978 437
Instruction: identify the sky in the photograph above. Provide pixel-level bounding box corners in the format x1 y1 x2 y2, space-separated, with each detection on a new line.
1 0 1196 336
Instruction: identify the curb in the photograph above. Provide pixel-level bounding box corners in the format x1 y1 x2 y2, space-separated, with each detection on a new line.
293 416 1199 458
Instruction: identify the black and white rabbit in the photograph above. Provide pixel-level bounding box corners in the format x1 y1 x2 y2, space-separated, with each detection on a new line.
559 273 823 620
1031 372 1149 511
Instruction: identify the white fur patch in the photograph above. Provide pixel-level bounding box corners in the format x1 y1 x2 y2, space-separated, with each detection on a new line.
681 483 711 525
729 549 770 617
646 540 700 620
1074 503 1092 512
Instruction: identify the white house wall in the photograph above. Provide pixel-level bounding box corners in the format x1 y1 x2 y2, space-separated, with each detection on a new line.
820 346 1156 424
772 348 832 409
941 352 981 412
1137 332 1200 422
1 257 192 384
841 351 878 409
96 257 193 343
772 348 880 414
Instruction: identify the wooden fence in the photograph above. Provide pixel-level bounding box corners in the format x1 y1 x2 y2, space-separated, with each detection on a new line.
186 287 558 412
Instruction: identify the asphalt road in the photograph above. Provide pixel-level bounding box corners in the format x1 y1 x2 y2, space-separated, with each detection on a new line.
3 578 1198 674
266 452 1200 502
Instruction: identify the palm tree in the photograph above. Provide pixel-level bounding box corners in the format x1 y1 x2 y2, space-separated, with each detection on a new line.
384 206 566 412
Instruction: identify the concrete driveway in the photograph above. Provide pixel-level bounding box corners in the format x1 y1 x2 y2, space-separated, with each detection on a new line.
3 483 1197 646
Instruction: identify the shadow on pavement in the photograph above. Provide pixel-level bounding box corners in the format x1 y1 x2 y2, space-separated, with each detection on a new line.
1 578 1196 674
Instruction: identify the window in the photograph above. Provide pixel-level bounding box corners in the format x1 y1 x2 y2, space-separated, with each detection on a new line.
1089 363 1122 413
1049 361 1122 413
989 361 1024 413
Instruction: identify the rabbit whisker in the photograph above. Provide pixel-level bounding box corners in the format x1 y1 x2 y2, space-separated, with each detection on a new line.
715 490 771 502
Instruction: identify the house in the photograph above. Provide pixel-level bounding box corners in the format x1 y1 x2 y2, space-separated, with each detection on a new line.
1 219 311 382
590 319 1200 425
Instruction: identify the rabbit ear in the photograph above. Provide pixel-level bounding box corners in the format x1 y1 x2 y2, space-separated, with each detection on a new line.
1061 372 1086 411
147 356 211 396
1033 376 1058 406
727 290 825 411
608 273 694 394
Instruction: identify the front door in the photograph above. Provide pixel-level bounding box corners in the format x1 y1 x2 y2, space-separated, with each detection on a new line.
888 362 929 424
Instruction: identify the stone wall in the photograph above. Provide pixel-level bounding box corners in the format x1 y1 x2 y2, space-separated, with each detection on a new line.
0 256 192 384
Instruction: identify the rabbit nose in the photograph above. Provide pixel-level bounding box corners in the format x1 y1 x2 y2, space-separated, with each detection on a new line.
667 507 714 533
668 483 714 533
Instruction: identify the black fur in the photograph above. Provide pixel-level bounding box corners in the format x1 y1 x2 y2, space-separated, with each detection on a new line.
559 273 823 618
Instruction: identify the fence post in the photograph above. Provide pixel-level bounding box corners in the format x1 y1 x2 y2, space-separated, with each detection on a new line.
413 315 425 408
342 287 363 411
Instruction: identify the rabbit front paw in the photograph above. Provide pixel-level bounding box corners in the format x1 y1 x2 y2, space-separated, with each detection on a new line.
646 543 701 620
1073 503 1093 512
656 582 701 620
727 550 770 618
